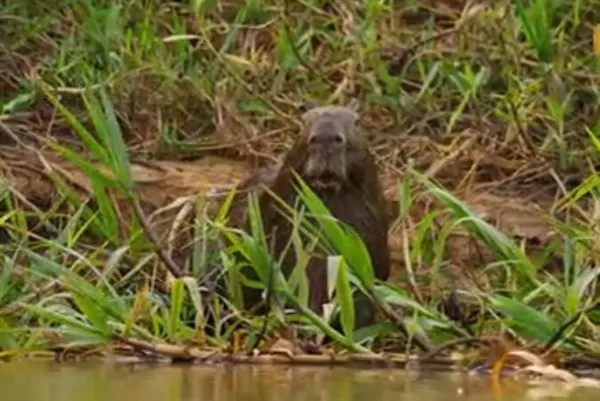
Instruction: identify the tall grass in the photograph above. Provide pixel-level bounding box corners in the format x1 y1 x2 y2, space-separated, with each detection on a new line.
0 0 599 365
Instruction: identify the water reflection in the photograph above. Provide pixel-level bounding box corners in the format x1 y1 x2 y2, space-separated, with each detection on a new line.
0 360 598 401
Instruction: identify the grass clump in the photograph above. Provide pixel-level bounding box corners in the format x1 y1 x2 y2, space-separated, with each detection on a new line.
1 0 600 375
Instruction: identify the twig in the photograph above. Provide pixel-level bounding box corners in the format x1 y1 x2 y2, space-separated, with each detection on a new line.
372 292 432 352
416 335 505 364
381 26 465 76
130 195 185 279
112 334 430 367
401 221 424 304
542 298 600 354
507 99 538 156
0 280 62 316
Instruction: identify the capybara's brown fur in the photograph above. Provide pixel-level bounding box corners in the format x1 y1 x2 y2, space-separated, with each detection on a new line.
239 104 390 329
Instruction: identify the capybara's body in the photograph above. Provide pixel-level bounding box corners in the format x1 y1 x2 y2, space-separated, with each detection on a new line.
239 105 390 329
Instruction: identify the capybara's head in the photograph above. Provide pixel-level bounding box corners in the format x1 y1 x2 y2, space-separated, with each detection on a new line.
300 105 360 192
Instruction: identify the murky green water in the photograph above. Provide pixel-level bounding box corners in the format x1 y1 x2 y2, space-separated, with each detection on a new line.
0 360 599 401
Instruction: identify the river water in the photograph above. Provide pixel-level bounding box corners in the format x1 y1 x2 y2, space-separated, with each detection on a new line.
1 360 599 401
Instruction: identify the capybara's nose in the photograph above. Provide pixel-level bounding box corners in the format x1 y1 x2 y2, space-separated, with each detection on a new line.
308 125 345 151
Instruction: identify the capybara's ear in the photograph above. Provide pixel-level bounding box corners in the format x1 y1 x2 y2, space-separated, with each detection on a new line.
298 101 319 114
300 106 318 125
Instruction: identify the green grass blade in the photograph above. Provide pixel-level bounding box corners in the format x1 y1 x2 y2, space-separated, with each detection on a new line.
489 295 559 343
334 256 355 341
167 278 186 339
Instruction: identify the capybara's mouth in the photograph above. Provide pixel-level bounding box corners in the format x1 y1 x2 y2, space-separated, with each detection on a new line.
318 170 342 181
307 170 344 192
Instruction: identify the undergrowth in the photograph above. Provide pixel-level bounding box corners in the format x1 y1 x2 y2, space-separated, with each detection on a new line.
1 0 600 368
